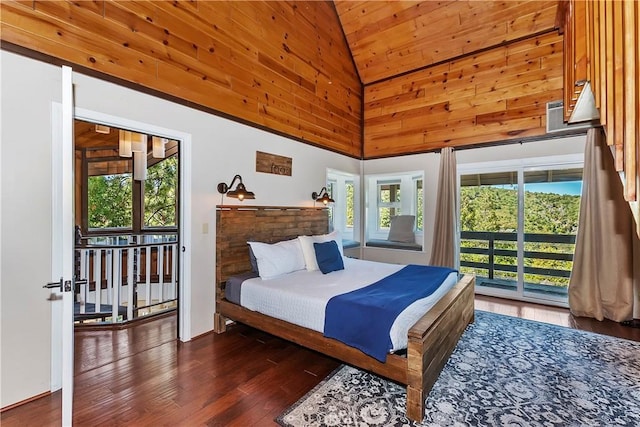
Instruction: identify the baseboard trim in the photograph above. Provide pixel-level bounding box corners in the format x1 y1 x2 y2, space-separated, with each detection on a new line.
1 390 52 413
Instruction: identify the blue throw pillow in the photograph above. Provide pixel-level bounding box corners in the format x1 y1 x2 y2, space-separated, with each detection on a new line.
313 240 344 274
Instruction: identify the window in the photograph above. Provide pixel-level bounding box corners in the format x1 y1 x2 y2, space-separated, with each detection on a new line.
366 172 424 243
326 179 336 230
87 160 133 230
345 180 354 228
415 178 423 231
458 155 583 305
326 170 360 244
82 127 179 234
377 180 401 230
144 156 178 228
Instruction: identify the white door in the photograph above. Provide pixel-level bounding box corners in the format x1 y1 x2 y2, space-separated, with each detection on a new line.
48 65 76 427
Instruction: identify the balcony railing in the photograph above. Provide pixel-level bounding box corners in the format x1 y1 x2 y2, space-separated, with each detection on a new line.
75 233 178 324
460 231 576 297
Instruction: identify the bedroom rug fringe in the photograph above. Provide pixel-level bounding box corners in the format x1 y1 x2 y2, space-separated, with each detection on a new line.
276 310 640 427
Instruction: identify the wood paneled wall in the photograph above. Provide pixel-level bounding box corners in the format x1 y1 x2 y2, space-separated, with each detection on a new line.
563 0 639 236
0 0 362 157
363 31 564 158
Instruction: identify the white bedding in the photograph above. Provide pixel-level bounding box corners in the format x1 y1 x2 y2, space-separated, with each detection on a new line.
240 257 457 352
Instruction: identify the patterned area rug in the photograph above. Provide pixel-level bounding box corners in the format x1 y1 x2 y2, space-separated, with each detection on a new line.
276 311 640 427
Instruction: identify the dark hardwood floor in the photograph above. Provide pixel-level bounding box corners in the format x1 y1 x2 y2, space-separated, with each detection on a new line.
2 296 639 426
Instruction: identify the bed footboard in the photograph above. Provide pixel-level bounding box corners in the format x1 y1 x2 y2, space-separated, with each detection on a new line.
405 274 475 421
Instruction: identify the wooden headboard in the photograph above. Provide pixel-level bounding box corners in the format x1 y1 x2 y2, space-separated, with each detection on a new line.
215 205 329 304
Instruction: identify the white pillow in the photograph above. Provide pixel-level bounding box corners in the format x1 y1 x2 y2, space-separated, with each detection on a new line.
298 230 343 271
247 239 305 280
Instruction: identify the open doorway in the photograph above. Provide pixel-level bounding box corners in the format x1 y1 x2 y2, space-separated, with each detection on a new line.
73 119 180 326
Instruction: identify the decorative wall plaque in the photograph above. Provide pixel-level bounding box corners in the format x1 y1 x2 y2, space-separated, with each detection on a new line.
256 151 292 176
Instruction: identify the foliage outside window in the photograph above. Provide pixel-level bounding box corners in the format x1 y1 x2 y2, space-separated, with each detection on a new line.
326 170 359 243
144 156 178 227
459 162 582 303
327 180 336 230
345 181 354 228
378 181 401 229
523 168 582 287
415 178 423 231
460 180 518 282
88 167 133 229
86 148 178 233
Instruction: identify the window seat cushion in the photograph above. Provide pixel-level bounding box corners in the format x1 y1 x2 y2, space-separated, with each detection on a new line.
342 239 360 249
365 239 422 251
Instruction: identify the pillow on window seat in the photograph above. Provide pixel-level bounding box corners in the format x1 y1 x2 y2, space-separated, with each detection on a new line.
387 215 416 243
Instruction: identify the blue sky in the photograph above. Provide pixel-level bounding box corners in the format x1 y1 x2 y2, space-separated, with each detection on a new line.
525 182 582 196
493 181 583 196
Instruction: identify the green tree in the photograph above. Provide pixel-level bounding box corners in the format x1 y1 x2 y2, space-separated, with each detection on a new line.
144 156 178 227
459 184 581 288
346 182 354 227
88 173 133 228
87 155 178 230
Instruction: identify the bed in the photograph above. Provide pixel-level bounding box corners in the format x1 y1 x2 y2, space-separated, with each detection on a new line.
214 205 475 421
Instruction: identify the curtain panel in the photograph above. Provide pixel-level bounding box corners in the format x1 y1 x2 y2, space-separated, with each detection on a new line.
429 147 457 268
569 128 638 322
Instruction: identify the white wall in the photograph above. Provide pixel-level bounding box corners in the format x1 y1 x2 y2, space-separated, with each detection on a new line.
360 136 587 265
0 50 359 408
1 52 60 408
455 135 586 164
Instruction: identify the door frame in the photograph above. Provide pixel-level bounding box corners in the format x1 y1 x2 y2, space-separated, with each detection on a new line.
50 106 193 389
457 153 583 308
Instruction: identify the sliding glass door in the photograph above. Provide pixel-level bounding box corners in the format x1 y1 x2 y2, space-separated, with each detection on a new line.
522 168 582 300
459 157 582 305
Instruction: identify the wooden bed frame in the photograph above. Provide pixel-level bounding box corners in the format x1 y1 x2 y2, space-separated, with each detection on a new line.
214 205 475 421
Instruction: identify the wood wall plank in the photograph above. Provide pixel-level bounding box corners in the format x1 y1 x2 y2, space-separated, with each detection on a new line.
565 0 640 235
363 32 564 158
622 0 637 201
335 0 558 84
0 0 362 157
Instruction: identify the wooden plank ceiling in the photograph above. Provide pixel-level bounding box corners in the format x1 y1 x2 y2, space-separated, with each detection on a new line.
1 1 564 158
1 0 362 157
334 0 563 158
334 0 559 84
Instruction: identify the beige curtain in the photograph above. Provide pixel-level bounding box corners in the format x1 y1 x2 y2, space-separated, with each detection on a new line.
430 147 457 268
569 128 636 322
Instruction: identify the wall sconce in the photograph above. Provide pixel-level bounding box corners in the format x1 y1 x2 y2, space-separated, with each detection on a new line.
311 187 334 205
217 174 255 201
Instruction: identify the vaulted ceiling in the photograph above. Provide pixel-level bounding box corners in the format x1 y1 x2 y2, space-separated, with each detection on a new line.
2 0 563 158
333 0 559 84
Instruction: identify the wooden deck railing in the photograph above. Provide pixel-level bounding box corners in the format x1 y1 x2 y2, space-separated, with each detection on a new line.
75 233 178 324
460 231 576 296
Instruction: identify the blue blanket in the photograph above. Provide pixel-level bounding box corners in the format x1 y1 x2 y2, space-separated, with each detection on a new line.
324 265 456 362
